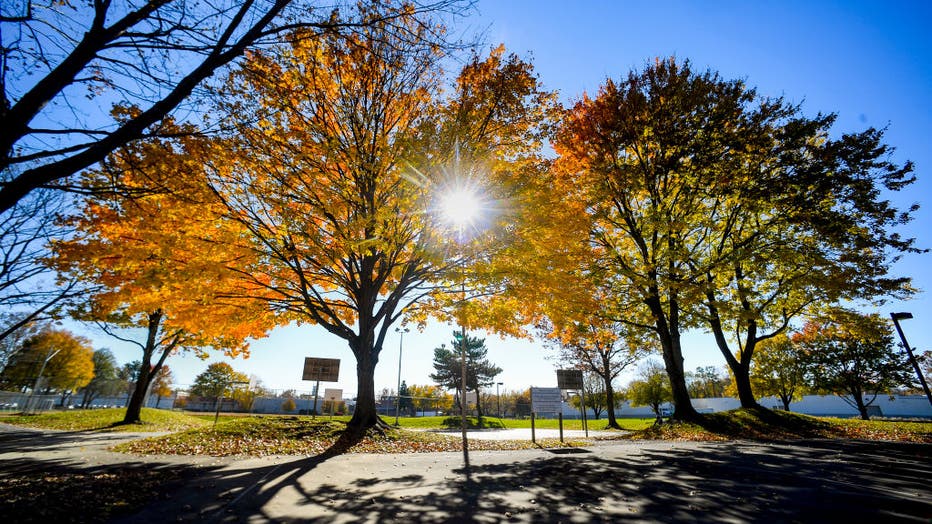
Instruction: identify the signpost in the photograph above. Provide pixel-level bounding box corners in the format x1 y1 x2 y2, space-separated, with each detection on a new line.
530 387 562 444
323 388 343 419
530 387 562 414
556 369 583 390
557 369 588 437
302 357 340 417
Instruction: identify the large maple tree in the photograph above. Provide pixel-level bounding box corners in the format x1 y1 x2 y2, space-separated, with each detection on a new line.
210 10 556 432
553 60 755 420
552 58 921 419
51 118 273 424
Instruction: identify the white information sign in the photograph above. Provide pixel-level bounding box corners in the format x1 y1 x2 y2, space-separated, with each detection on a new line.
323 388 343 402
530 387 562 414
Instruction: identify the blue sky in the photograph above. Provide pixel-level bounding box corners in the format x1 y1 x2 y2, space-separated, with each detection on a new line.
70 1 932 396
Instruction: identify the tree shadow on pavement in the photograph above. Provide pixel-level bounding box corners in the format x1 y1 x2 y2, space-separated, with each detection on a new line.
196 439 931 523
5 428 929 523
0 456 209 523
0 427 373 523
0 425 145 453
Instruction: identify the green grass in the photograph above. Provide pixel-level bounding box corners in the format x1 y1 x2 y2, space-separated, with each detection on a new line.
625 408 932 442
394 415 505 429
0 408 207 432
189 413 647 431
115 416 588 456
392 415 649 431
205 413 504 429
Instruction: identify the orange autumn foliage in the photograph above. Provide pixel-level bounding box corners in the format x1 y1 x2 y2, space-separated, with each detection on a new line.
50 116 275 359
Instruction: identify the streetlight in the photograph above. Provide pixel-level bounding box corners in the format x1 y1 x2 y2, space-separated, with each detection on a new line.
394 326 409 426
890 312 932 408
215 379 250 425
26 347 61 413
496 382 503 419
439 184 484 455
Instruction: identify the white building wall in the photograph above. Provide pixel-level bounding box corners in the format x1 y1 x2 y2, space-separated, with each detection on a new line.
758 394 932 418
559 394 932 419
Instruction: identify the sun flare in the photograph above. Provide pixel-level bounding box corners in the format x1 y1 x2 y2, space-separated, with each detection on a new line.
439 187 482 228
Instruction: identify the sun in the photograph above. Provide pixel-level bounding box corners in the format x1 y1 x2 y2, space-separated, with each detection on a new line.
439 186 482 230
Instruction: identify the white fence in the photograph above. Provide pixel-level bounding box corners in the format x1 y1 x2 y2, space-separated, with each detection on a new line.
560 394 932 420
0 391 57 413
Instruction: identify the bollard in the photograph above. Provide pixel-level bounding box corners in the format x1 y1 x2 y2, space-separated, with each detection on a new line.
531 412 536 443
558 412 564 443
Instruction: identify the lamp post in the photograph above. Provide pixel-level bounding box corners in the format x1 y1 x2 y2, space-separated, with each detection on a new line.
26 347 61 413
394 326 409 426
214 380 250 426
457 268 469 453
496 382 503 418
439 184 483 455
890 312 932 408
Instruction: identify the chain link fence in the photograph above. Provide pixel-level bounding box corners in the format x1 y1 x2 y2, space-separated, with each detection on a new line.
0 391 57 413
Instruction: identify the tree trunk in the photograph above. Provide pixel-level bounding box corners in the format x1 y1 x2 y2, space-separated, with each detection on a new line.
731 362 758 408
852 389 870 420
475 388 483 419
602 354 621 429
704 282 763 409
707 308 761 409
347 349 388 433
124 366 152 423
651 402 663 424
122 310 169 424
855 399 870 420
659 336 696 421
780 395 791 411
646 293 700 422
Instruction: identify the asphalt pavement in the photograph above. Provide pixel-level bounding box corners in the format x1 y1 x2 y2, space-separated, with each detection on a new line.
2 422 930 523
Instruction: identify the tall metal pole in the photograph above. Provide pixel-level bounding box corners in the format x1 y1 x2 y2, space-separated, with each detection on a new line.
394 327 408 426
890 312 932 408
460 268 469 453
213 387 224 425
311 368 322 418
496 382 502 418
26 348 61 413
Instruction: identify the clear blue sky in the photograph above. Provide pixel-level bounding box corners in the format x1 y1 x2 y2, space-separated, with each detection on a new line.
69 0 932 397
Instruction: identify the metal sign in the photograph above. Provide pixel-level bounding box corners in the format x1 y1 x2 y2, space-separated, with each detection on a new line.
323 388 343 402
302 357 340 382
530 387 562 414
556 369 584 390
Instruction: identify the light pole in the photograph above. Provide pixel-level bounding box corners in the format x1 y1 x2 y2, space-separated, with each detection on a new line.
394 326 409 426
26 347 61 413
439 184 483 455
890 312 932 408
214 380 250 426
457 267 469 452
496 382 503 418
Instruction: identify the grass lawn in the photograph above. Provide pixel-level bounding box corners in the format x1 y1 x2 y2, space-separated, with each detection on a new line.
484 416 652 431
188 413 649 431
115 416 584 456
627 408 932 443
394 415 505 429
392 415 650 431
0 408 206 432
